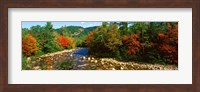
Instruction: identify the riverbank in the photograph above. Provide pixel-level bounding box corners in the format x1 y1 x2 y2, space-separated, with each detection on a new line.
25 49 75 70
26 49 75 63
25 48 178 70
79 58 178 70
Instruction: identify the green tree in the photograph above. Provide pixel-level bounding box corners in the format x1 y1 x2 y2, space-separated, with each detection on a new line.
119 22 128 35
60 26 70 37
30 25 44 32
40 22 62 53
105 23 122 51
87 22 122 57
45 22 53 32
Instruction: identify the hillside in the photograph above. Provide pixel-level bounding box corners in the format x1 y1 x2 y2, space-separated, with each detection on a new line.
56 25 99 46
55 26 98 37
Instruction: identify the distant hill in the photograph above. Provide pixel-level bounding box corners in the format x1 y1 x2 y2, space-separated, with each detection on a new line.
77 26 98 37
72 26 98 47
67 26 83 34
56 26 98 37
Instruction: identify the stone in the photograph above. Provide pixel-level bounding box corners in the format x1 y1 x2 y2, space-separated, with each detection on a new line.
33 66 41 70
90 60 93 62
26 57 31 63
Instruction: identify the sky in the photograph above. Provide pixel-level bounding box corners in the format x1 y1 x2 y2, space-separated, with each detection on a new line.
22 21 103 29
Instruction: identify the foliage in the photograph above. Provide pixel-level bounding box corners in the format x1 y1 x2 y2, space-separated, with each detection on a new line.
85 30 96 47
58 35 76 49
59 35 69 48
157 23 178 63
86 22 123 57
122 34 141 55
22 21 178 70
119 22 128 35
86 22 109 55
22 34 38 56
45 22 54 32
105 24 122 51
22 22 95 57
21 22 100 70
85 22 178 65
67 37 76 49
22 56 30 70
59 26 71 37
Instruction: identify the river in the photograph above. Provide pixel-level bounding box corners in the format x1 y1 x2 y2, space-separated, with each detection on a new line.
71 47 89 66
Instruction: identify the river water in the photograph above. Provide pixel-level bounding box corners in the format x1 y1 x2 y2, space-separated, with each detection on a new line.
71 47 89 65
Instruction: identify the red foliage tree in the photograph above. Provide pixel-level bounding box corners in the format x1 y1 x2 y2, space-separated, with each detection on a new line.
22 34 38 56
122 34 141 55
158 23 178 63
59 35 69 48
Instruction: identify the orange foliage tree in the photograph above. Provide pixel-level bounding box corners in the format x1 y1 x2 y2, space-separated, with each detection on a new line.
158 23 178 63
57 35 76 49
122 34 141 55
59 35 69 48
85 31 96 47
67 37 76 49
22 34 38 56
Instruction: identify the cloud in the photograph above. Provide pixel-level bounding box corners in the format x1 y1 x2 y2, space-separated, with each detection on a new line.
81 22 85 24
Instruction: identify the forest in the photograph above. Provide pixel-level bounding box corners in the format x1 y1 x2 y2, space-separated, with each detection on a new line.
22 22 178 70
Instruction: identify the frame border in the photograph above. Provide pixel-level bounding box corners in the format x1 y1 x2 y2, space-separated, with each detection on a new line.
0 0 199 92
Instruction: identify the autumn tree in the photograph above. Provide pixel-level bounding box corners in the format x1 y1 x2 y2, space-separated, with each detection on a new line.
85 30 96 47
67 37 76 49
59 35 69 48
22 34 38 56
88 22 109 53
122 34 141 55
52 31 64 50
158 23 178 63
86 22 122 57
